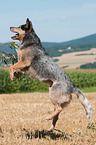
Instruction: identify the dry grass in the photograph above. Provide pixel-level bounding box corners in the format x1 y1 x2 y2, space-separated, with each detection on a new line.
0 92 96 144
53 48 96 69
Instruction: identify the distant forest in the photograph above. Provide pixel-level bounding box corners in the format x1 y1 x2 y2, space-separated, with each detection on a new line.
44 42 96 57
42 33 96 57
80 62 96 69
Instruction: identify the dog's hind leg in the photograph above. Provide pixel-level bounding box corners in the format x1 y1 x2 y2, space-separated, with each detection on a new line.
46 102 62 131
48 107 60 131
46 103 62 121
47 101 71 131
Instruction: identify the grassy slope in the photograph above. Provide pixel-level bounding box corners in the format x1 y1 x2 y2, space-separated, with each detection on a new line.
17 86 96 94
81 86 96 93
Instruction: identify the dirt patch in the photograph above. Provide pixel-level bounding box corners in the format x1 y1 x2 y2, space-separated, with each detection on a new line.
0 92 96 144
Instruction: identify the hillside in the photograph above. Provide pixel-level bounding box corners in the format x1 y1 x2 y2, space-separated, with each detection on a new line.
42 33 96 57
53 48 96 69
42 33 96 48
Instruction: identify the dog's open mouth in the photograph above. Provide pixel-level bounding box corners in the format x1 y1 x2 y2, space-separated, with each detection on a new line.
11 33 19 40
10 27 20 40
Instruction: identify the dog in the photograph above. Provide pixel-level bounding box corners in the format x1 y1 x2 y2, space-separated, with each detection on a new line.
10 18 92 131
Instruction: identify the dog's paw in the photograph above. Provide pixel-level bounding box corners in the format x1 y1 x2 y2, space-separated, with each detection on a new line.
46 117 53 121
10 74 14 81
47 125 54 132
47 128 53 132
10 68 14 81
14 72 19 80
10 76 14 81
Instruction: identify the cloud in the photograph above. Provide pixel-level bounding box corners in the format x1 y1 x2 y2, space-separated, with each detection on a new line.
60 16 67 21
83 3 96 10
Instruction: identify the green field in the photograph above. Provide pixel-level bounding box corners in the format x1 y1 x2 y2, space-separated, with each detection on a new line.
81 86 96 93
0 68 96 94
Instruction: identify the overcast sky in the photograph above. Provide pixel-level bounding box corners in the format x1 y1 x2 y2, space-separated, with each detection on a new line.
0 0 96 43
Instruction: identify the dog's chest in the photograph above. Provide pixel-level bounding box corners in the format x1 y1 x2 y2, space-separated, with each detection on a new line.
18 49 22 61
25 66 42 81
18 47 34 61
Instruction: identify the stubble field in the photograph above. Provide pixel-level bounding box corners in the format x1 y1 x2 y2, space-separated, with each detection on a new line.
53 48 96 69
0 92 96 145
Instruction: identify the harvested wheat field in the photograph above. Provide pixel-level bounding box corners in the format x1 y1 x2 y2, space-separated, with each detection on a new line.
0 92 96 145
53 48 96 69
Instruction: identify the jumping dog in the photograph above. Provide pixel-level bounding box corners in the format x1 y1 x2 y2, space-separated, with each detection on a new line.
10 18 92 131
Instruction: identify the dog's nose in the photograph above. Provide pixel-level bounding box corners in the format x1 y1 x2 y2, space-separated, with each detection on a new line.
10 27 14 32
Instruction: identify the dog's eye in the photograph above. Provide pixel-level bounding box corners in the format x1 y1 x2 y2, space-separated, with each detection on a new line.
21 25 26 30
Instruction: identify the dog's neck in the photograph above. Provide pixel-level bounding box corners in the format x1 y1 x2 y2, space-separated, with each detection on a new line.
19 30 48 55
22 31 42 46
20 42 38 50
20 40 48 55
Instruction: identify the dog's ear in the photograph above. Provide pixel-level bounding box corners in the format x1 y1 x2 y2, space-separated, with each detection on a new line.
26 18 32 32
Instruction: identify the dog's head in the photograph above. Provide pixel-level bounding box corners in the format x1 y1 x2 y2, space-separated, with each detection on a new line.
10 18 33 44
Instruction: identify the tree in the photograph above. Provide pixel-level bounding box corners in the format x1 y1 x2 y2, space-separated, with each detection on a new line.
0 42 19 65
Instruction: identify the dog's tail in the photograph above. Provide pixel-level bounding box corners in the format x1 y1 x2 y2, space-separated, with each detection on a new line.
73 86 92 120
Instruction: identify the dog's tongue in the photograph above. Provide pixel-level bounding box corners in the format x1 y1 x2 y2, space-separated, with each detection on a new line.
11 34 19 40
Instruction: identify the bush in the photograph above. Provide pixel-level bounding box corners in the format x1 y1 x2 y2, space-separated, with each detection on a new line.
80 62 96 69
0 69 14 93
0 69 96 94
65 70 96 89
0 69 48 94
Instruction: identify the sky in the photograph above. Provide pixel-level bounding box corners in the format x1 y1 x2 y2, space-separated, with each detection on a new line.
0 0 96 43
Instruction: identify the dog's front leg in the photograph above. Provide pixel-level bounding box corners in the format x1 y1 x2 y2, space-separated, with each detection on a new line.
10 60 31 80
